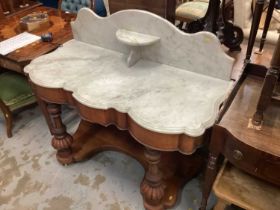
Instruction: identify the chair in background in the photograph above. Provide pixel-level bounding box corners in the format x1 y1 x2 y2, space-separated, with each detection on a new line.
176 0 209 29
58 0 94 13
108 0 176 23
0 3 5 19
0 71 36 138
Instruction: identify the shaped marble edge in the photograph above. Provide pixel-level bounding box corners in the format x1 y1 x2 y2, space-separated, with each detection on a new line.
71 8 234 80
72 80 233 137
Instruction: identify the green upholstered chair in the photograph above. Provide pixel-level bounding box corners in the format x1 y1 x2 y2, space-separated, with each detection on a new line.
0 72 36 138
176 0 209 27
58 0 94 13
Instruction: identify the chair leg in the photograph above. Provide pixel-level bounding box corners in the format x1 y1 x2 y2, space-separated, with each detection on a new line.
214 199 229 210
0 100 13 138
177 21 184 30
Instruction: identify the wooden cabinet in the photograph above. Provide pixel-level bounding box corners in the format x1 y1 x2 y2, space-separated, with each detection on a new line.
108 0 176 22
200 72 280 210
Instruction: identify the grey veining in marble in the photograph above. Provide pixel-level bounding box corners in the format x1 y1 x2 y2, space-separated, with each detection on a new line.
71 8 234 80
25 9 235 137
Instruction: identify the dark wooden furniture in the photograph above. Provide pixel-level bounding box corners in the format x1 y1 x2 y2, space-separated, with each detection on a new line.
253 35 280 125
0 0 41 17
0 6 74 74
245 0 277 62
108 0 176 23
185 0 243 51
0 3 4 19
199 67 280 210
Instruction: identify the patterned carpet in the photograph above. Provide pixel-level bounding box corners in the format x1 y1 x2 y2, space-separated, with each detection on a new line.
0 106 216 210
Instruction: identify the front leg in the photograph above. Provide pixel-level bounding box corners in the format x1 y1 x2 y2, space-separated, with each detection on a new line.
141 148 165 210
47 103 73 165
200 152 219 210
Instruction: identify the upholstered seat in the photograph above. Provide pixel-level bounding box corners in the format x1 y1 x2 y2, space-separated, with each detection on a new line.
0 72 36 137
176 0 209 22
59 0 93 13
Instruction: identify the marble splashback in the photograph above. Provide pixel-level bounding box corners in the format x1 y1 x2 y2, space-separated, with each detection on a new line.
71 8 234 80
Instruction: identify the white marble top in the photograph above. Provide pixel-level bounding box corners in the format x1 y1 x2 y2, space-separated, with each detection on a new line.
25 9 235 137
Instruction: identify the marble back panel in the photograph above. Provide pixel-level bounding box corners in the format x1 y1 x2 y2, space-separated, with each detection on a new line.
71 8 234 80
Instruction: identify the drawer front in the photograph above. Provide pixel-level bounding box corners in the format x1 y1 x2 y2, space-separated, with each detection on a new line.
258 155 280 186
223 133 280 186
223 134 263 174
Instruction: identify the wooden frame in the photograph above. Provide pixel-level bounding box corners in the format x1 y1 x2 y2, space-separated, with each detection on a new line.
30 81 205 209
0 3 5 19
0 99 13 138
108 0 176 23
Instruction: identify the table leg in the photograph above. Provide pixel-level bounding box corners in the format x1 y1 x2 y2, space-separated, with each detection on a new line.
253 67 279 124
259 0 276 53
141 148 165 210
253 34 280 125
245 0 265 62
47 103 73 165
199 152 219 210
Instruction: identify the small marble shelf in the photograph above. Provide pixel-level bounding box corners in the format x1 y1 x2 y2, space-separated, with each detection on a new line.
116 29 160 47
116 29 161 67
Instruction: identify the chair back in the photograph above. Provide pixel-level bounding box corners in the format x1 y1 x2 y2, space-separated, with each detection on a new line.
58 0 94 13
108 0 176 23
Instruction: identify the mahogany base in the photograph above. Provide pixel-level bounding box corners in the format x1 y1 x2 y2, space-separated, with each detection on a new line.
59 119 205 209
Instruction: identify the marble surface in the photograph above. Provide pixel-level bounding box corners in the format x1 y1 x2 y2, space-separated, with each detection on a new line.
71 8 234 80
25 9 234 137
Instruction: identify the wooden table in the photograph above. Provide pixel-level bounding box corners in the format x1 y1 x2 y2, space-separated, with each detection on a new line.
199 67 280 210
25 8 236 210
0 6 74 73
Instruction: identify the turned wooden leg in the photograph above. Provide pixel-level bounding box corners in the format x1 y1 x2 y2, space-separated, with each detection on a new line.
0 99 13 138
245 0 265 62
36 97 53 133
200 153 219 210
141 148 165 210
253 67 279 125
253 35 280 125
259 0 276 52
47 103 73 164
214 199 229 210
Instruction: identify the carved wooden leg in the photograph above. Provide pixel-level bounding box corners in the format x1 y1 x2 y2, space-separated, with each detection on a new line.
35 96 53 133
258 0 276 52
141 148 165 210
245 0 265 62
253 67 279 125
47 103 73 165
0 99 13 138
200 153 219 210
